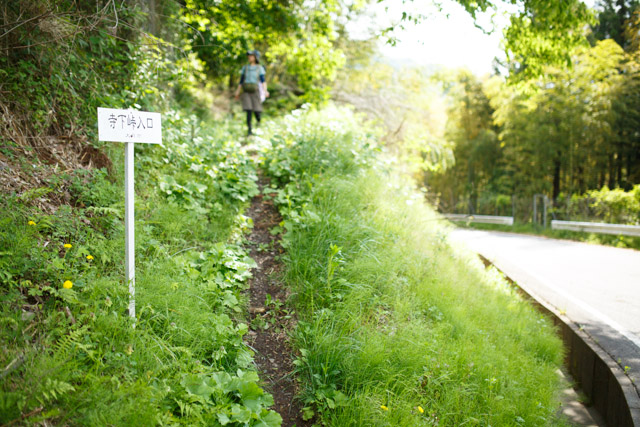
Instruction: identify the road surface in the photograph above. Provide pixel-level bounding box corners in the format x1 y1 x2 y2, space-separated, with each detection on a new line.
449 229 640 396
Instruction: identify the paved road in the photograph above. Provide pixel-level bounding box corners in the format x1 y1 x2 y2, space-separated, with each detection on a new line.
449 229 640 394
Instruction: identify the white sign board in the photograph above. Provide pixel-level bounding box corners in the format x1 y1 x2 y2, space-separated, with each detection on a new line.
98 107 161 144
97 107 162 320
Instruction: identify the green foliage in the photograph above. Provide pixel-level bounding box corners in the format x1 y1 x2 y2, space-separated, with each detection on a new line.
427 70 502 215
1 1 147 137
144 111 259 217
173 371 282 426
503 0 594 80
394 0 593 81
334 57 454 176
180 0 348 104
430 36 640 220
1 5 276 422
587 184 640 222
270 32 346 104
0 110 281 425
555 184 640 224
260 107 567 425
263 105 379 186
591 0 640 49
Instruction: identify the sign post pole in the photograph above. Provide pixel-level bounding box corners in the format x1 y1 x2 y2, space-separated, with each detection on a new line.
125 141 135 318
97 107 162 321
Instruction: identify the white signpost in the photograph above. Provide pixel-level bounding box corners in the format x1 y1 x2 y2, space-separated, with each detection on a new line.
97 107 162 319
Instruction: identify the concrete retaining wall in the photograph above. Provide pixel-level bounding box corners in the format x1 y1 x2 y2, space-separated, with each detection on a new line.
478 255 640 426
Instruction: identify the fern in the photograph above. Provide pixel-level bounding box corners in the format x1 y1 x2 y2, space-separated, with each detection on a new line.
38 378 76 404
53 325 89 362
0 391 27 417
85 206 123 218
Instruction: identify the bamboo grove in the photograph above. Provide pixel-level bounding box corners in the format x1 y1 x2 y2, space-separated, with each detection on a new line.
427 1 640 221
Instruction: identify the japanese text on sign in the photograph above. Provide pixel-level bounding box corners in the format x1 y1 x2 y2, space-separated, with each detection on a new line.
98 107 162 144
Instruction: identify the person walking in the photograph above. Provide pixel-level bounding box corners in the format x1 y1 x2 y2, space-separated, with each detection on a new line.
235 50 269 136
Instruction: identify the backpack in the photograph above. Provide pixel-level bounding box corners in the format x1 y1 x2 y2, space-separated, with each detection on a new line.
241 66 258 94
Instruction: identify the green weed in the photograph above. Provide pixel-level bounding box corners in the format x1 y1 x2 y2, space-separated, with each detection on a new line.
0 114 279 425
262 106 569 426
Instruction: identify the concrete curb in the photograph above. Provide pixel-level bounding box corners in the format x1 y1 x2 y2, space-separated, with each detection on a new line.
478 255 640 427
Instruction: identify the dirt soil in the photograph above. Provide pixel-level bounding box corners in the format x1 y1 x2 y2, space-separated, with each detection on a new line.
244 180 312 427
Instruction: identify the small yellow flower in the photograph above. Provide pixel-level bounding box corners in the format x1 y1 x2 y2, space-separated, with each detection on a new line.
63 280 73 289
417 406 424 414
64 243 72 249
28 220 36 226
380 405 388 411
86 255 94 260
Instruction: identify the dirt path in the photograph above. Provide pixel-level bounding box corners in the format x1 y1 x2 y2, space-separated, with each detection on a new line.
244 180 311 427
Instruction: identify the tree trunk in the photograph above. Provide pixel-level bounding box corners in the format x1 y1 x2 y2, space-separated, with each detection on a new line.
608 154 615 188
148 0 157 35
577 164 585 193
615 153 622 188
468 162 476 214
552 160 561 201
631 148 640 185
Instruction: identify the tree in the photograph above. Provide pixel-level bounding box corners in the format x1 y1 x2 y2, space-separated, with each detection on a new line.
501 0 594 80
591 0 640 49
429 36 640 218
332 43 454 177
427 71 502 214
180 0 349 103
392 0 594 81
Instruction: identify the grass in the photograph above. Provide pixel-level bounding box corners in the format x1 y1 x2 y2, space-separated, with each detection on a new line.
1 102 575 426
262 105 569 426
0 115 280 426
452 221 640 250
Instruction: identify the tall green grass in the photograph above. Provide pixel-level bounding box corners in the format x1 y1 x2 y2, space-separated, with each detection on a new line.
263 106 568 426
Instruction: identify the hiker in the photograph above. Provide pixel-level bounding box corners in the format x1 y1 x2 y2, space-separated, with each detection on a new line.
235 50 269 136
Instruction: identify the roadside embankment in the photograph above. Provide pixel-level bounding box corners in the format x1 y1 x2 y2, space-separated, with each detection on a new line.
260 106 572 426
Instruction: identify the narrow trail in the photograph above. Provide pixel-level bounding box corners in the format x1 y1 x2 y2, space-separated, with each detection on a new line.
244 177 311 427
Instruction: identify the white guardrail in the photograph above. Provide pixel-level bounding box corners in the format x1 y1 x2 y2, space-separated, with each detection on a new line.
551 220 640 237
443 214 514 226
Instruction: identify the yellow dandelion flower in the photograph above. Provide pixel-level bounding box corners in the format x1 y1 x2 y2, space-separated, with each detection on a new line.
417 406 424 414
64 243 72 249
86 255 94 260
380 405 388 411
28 220 36 226
63 280 73 289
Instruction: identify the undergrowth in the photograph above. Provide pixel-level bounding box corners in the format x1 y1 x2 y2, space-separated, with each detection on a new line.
0 114 282 425
261 105 569 426
0 2 286 423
